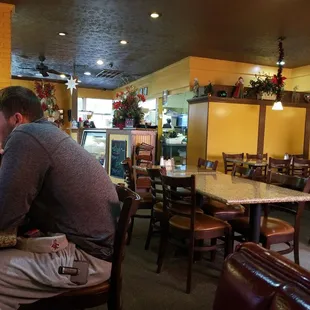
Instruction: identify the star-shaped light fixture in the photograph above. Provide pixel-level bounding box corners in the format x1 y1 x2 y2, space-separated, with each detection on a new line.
65 76 78 95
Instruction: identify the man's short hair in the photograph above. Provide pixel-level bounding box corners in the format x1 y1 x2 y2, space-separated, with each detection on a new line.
0 86 43 121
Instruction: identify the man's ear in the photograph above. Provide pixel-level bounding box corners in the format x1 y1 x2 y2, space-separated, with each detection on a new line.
14 113 26 125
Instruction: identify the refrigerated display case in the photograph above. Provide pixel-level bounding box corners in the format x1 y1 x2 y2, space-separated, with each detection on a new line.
80 129 106 166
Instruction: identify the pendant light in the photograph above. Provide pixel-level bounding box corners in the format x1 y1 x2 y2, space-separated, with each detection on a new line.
272 37 285 111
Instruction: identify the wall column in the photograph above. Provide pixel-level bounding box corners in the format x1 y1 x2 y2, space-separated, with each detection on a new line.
0 3 14 89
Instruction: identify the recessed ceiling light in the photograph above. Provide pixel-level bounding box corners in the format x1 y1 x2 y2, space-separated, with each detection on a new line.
276 60 285 66
84 71 91 76
35 73 42 76
150 12 161 18
58 32 67 36
78 80 82 83
97 59 104 65
60 74 66 79
120 40 128 45
17 74 22 77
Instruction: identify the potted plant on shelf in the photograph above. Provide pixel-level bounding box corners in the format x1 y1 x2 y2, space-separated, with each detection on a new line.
112 86 145 129
249 74 286 100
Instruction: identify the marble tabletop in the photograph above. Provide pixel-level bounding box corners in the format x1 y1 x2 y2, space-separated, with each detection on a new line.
133 165 217 176
226 158 268 167
195 173 310 205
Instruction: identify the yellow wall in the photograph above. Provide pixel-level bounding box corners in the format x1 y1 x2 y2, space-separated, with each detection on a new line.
115 57 191 98
207 102 260 172
264 106 306 158
291 66 310 92
0 3 14 89
78 87 114 99
189 56 293 92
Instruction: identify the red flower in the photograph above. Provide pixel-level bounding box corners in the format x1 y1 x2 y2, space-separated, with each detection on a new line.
137 94 146 102
41 103 48 111
271 74 287 85
113 101 122 110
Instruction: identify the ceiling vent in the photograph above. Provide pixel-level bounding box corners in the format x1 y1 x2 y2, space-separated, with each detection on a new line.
96 69 123 79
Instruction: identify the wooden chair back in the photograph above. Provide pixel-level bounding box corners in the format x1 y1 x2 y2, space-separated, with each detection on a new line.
109 185 140 309
266 171 309 216
246 153 268 161
268 157 291 175
147 168 164 204
231 164 260 179
292 158 310 177
197 158 218 170
121 158 135 191
160 174 196 222
289 154 304 160
222 152 244 174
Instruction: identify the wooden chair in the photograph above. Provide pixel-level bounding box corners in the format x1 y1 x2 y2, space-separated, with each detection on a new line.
291 158 310 177
222 152 244 174
144 168 165 250
268 157 291 175
20 185 140 310
157 174 232 294
121 158 153 245
197 158 218 170
289 154 305 160
230 172 310 265
246 153 268 160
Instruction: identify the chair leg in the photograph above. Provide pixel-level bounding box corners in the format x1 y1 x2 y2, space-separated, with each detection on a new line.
127 216 135 245
210 238 217 262
224 229 233 258
145 217 154 250
156 227 168 274
294 238 300 265
186 237 194 294
262 238 271 250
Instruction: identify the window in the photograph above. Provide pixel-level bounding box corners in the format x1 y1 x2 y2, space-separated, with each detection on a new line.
78 98 113 128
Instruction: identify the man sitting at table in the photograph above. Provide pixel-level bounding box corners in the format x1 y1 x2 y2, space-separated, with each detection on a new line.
0 86 119 310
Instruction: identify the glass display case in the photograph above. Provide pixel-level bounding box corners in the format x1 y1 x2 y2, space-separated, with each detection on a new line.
80 129 106 166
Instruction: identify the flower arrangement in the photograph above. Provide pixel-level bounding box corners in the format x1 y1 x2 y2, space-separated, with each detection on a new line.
112 86 146 129
249 74 286 97
34 81 61 123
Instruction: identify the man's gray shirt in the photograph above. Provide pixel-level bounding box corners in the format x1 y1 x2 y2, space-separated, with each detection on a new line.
0 119 118 260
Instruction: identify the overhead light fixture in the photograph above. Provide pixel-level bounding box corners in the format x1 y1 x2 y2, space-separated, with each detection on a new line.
150 12 161 18
272 101 283 110
97 59 104 65
35 73 42 76
84 71 91 76
78 80 82 83
120 40 128 45
60 74 66 79
272 37 285 111
17 74 22 77
58 32 67 36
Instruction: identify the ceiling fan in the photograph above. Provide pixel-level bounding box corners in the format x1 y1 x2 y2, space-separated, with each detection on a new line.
20 55 70 78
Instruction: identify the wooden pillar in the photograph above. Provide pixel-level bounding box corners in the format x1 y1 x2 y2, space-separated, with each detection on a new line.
0 3 14 89
303 108 310 158
257 105 266 155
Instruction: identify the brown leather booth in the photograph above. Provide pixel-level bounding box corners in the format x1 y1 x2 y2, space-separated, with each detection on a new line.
213 243 310 310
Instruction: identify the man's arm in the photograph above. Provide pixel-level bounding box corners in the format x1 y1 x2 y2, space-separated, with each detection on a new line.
0 131 50 230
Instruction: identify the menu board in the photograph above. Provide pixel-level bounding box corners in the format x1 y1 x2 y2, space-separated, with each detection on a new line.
110 140 127 178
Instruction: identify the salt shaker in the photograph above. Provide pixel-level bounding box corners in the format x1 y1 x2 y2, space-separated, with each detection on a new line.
160 156 164 167
284 153 289 160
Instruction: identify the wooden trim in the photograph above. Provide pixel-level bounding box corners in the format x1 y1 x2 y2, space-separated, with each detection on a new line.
205 101 209 159
303 108 310 158
188 96 310 108
257 105 266 155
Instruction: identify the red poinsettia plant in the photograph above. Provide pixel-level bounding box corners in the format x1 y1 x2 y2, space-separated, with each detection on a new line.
34 81 62 124
112 86 146 128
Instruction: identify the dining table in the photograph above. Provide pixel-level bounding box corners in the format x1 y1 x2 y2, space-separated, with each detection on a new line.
226 158 268 168
133 164 310 243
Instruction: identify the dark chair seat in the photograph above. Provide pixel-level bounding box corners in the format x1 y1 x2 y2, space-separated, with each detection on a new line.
231 216 294 243
204 199 245 221
169 213 228 232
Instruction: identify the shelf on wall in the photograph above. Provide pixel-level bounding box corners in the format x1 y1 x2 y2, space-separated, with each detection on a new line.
188 96 310 108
